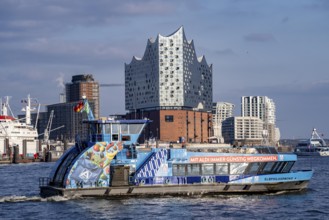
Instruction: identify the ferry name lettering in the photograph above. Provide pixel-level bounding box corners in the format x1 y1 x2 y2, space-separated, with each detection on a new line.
264 177 293 181
190 156 278 163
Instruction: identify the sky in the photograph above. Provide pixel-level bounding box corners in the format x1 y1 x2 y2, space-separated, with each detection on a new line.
0 0 328 139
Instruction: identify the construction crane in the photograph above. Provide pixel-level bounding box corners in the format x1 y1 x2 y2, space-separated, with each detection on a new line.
43 110 54 144
39 110 65 144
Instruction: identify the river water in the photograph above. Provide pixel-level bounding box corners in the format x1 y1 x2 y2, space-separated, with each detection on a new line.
0 157 329 220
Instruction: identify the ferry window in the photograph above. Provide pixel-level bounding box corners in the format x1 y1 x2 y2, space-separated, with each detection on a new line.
96 124 102 134
215 163 228 174
165 115 174 122
202 164 214 175
173 164 186 176
247 162 262 175
121 124 129 134
122 135 131 141
230 163 248 175
104 124 111 134
187 164 200 176
129 124 144 134
272 162 285 173
271 162 279 172
281 162 294 173
89 124 97 135
262 162 275 174
112 134 119 141
112 124 119 134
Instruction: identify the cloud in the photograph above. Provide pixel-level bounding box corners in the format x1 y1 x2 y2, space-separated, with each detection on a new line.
304 0 329 11
244 33 276 42
0 37 131 68
55 73 65 89
0 0 178 44
215 48 235 56
281 16 289 23
121 1 174 15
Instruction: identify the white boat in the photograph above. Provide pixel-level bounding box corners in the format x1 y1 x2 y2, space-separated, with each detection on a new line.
294 128 329 156
0 95 39 160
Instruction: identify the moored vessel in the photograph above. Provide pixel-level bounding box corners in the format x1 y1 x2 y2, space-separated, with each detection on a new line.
0 95 39 162
294 128 329 156
39 98 313 198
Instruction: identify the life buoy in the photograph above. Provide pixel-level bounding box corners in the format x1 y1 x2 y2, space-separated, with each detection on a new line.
140 179 146 185
165 178 170 184
208 177 213 183
201 177 207 183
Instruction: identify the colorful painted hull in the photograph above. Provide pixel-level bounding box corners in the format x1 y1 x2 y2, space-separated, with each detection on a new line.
40 118 314 198
40 171 313 198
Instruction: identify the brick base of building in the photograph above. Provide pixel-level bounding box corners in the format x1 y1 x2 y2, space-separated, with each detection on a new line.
126 109 212 143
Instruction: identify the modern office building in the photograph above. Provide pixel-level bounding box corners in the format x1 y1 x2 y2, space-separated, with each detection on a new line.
241 96 279 145
125 27 213 142
241 96 275 124
125 26 212 112
222 116 264 145
212 102 235 143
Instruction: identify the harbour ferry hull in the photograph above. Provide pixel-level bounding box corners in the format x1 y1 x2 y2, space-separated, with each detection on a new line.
40 171 312 198
39 99 314 198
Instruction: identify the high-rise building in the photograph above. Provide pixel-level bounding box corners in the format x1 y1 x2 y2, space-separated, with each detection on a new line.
212 102 235 143
241 96 275 124
125 26 212 112
241 96 279 145
125 27 213 143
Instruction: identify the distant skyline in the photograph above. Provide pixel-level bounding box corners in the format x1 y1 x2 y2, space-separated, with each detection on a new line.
1 0 328 138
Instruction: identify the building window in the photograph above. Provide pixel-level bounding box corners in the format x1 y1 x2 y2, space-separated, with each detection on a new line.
165 115 174 122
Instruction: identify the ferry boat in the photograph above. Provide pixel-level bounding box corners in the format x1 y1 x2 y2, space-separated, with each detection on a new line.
0 95 39 160
294 128 329 156
39 99 313 198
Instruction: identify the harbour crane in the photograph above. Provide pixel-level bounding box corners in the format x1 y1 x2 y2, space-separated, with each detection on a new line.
39 110 65 144
99 83 124 87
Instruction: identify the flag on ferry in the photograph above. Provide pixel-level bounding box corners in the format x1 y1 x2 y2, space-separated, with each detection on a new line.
73 101 84 112
73 99 94 120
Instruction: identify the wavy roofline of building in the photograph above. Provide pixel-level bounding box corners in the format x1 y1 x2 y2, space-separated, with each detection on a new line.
125 26 211 68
